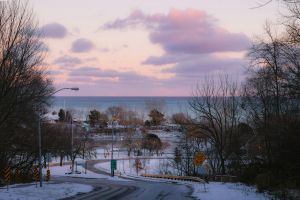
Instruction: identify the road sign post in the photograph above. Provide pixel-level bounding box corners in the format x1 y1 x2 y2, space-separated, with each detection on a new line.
111 159 117 176
197 165 208 175
15 169 22 183
33 166 39 187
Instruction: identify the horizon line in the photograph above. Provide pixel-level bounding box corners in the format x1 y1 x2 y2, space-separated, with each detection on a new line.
53 95 192 97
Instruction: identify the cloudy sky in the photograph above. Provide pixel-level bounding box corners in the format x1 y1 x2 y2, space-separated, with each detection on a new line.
30 0 282 96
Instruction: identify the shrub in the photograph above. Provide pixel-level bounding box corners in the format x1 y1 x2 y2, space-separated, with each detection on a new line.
255 171 275 192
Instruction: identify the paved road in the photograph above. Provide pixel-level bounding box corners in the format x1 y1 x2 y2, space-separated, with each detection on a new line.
51 159 195 200
54 176 194 200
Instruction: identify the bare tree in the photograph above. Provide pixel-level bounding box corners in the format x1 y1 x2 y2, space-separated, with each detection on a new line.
172 112 188 124
106 105 124 119
148 109 165 126
243 24 300 181
243 25 293 167
0 0 54 177
173 124 205 176
281 2 300 97
189 75 241 174
69 125 95 173
121 108 143 156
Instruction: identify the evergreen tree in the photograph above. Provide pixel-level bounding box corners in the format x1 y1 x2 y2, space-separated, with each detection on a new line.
88 109 101 127
58 109 65 122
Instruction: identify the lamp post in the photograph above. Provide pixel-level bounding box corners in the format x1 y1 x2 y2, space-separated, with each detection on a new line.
37 87 79 187
70 116 75 174
111 118 115 177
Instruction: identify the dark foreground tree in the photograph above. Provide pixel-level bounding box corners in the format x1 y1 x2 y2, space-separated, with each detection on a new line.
242 24 300 191
0 0 54 182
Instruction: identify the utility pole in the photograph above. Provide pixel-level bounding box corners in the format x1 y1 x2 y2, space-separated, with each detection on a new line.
71 118 74 174
38 111 42 187
111 119 114 177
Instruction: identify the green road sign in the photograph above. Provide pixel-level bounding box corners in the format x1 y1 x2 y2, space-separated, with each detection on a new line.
111 159 117 170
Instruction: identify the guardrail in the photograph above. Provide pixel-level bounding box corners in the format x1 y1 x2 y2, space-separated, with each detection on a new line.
214 175 238 182
141 173 205 183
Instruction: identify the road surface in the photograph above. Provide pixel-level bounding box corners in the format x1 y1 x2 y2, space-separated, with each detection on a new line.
54 176 194 200
52 159 194 200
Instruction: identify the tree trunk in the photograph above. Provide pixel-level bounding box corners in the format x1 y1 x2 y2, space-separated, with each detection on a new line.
71 156 75 173
59 153 63 166
219 153 226 175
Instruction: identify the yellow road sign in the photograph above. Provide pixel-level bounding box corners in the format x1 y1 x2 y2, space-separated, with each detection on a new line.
4 167 12 183
45 169 50 182
15 169 22 182
33 166 39 182
194 152 206 166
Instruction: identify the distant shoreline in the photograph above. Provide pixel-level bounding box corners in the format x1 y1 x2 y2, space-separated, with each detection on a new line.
50 96 192 118
53 96 192 98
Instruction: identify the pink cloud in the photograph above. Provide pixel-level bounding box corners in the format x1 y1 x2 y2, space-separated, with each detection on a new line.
53 55 82 69
103 8 249 78
68 67 154 83
71 38 95 53
104 9 250 54
40 23 67 39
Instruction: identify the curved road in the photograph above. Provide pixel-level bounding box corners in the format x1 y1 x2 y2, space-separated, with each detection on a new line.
52 160 194 200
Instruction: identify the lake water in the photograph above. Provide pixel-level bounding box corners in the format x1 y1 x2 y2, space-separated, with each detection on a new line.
51 96 192 118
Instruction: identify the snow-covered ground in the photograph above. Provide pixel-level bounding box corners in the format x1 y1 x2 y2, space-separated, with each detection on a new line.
95 159 273 200
95 147 130 160
92 130 180 158
95 157 176 176
0 183 93 200
49 165 108 179
49 165 131 182
94 147 174 160
191 182 272 200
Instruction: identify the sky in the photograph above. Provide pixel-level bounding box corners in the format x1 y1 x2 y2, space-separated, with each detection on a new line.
29 0 283 96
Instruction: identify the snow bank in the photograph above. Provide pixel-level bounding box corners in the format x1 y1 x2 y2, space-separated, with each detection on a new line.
106 176 132 182
191 182 272 200
0 182 93 200
50 165 108 179
50 165 131 181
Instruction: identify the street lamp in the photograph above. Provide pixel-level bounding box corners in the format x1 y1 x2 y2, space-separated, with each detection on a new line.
37 87 79 187
70 116 75 174
52 87 79 94
111 118 115 177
